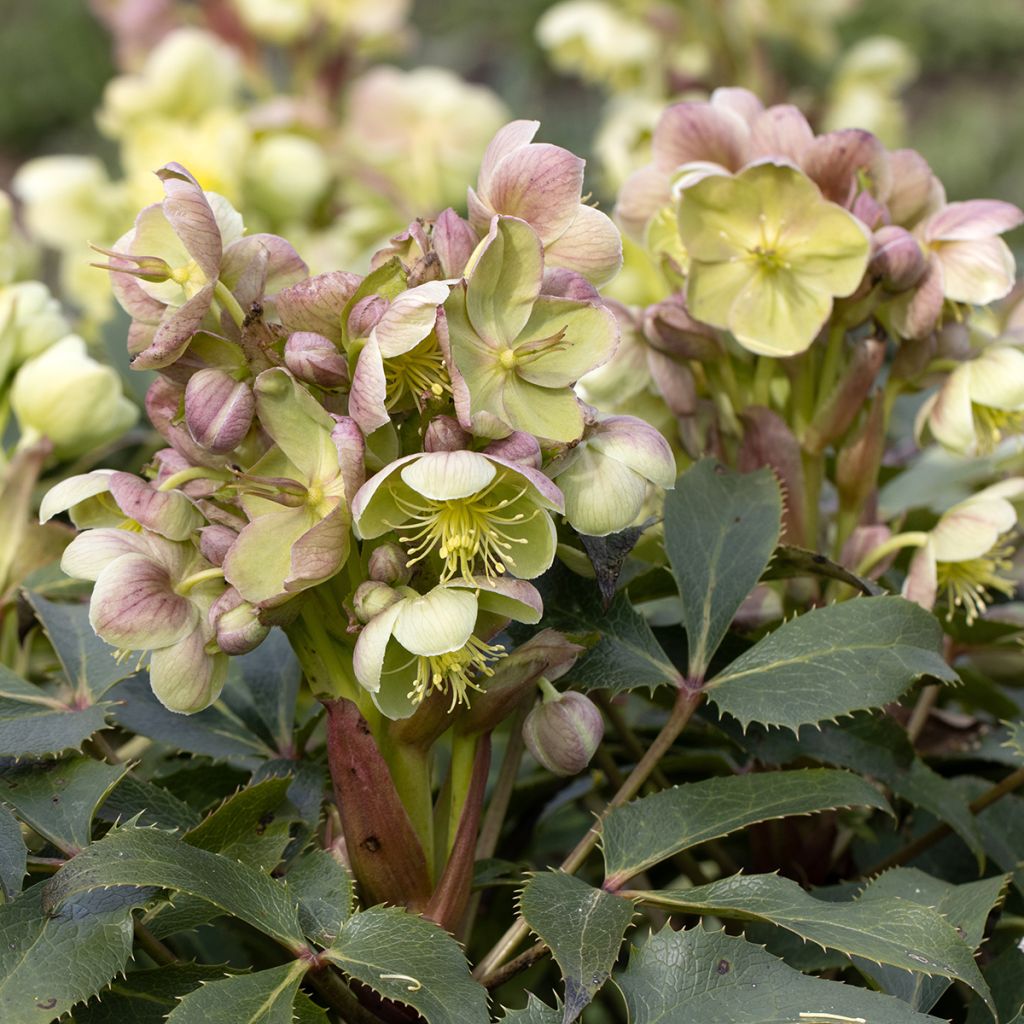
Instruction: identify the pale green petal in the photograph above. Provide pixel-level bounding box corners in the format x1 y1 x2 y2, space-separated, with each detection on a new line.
40 471 117 524
150 630 228 714
60 528 152 582
727 268 833 357
513 298 618 387
284 502 349 594
223 505 319 604
449 577 544 623
782 205 870 296
969 346 1024 410
685 258 758 331
353 600 404 694
923 366 976 454
371 643 421 721
392 586 477 657
933 495 1018 562
936 237 1016 306
588 416 677 488
677 170 763 261
372 281 449 359
501 374 584 442
400 450 496 501
557 448 648 537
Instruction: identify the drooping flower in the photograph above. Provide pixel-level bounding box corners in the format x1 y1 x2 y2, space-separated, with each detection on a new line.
353 578 542 719
352 449 563 583
676 162 871 357
445 215 618 442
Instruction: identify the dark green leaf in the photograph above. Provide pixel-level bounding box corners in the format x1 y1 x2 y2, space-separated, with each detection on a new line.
0 884 134 1024
967 944 1024 1024
498 996 563 1023
292 990 330 1023
578 520 654 608
663 459 782 679
286 848 354 946
43 825 305 951
0 756 127 855
614 926 945 1024
602 769 890 885
764 545 882 596
323 906 489 1024
98 775 200 832
706 597 957 732
26 593 133 700
165 963 307 1024
0 803 26 900
519 871 634 1023
0 666 110 757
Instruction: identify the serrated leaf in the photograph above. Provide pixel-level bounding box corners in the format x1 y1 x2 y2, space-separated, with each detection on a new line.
764 545 882 596
854 868 1006 1013
498 995 563 1023
42 824 305 951
165 962 307 1024
629 872 993 1008
107 675 273 764
706 596 957 731
614 926 945 1024
98 775 201 832
323 905 489 1024
0 665 110 757
26 593 133 700
292 989 330 1023
0 803 26 900
602 769 890 885
1003 719 1024 763
0 756 127 855
519 871 634 1023
578 520 653 608
536 565 680 695
967 944 1024 1024
286 848 353 946
69 964 236 1024
664 459 782 679
0 884 134 1024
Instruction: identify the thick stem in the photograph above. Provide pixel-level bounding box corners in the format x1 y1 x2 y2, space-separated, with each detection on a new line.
855 531 930 576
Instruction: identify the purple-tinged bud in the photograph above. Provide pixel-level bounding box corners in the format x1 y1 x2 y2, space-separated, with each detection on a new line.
643 297 719 360
541 268 601 301
483 431 542 468
737 407 806 547
185 369 254 454
284 331 349 389
840 524 894 578
433 208 477 279
523 683 604 777
836 392 885 513
353 580 402 624
210 587 269 655
852 190 886 230
934 321 971 361
347 294 389 340
199 524 238 566
368 543 411 586
423 415 471 453
870 226 925 291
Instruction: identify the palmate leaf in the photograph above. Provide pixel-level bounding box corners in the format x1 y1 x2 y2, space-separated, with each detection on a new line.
322 905 489 1024
42 824 305 952
706 596 957 732
285 847 354 946
602 768 890 886
164 962 308 1024
98 774 201 832
0 884 135 1024
614 926 946 1024
628 872 993 1009
519 871 635 1023
663 459 782 680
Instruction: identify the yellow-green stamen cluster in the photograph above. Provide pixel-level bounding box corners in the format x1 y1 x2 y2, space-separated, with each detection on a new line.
972 405 1024 453
407 635 505 709
936 542 1016 624
383 336 451 410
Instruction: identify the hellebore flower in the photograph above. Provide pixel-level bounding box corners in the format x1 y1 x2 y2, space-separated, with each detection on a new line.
445 215 618 442
349 280 452 434
903 479 1024 625
469 120 622 285
546 413 676 536
0 281 70 378
676 162 871 357
353 578 543 719
917 344 1024 455
353 449 563 584
59 528 228 713
223 369 363 606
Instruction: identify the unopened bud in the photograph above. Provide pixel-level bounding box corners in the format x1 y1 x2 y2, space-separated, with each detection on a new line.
185 369 254 454
483 431 541 468
347 294 389 340
368 543 411 586
836 392 885 513
870 226 925 291
353 580 402 624
210 587 269 655
199 524 238 566
423 415 471 453
643 296 719 360
522 683 604 777
284 331 349 389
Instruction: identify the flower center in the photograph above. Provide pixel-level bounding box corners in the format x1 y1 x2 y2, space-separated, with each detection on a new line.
408 635 505 710
388 479 539 584
383 336 451 410
972 404 1024 453
747 214 791 273
936 541 1016 624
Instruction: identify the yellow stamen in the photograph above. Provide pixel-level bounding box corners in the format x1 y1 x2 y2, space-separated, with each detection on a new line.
383 335 451 410
936 541 1016 625
406 635 505 710
972 404 1024 453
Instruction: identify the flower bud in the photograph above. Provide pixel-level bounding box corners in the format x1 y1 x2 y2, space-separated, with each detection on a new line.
368 543 412 586
353 580 402 624
347 294 389 340
522 683 604 777
284 331 349 389
185 369 254 454
0 281 70 367
870 226 925 291
836 392 885 514
210 587 269 655
245 133 331 223
423 415 471 453
482 431 542 468
643 296 719 361
199 524 238 566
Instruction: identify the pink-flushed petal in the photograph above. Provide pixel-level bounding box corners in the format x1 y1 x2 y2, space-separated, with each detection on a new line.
477 120 540 197
543 204 623 286
149 629 228 713
932 495 1019 562
935 236 1017 306
433 208 478 279
185 368 254 455
90 553 197 649
710 87 764 124
109 472 204 541
803 129 890 207
145 377 231 468
902 542 938 611
888 259 944 339
199 524 237 566
486 143 585 246
651 102 749 173
155 164 222 280
448 576 544 623
922 365 976 454
61 529 153 581
485 453 564 511
887 149 945 227
466 186 496 236
330 416 366 503
127 320 157 358
348 337 390 435
225 233 308 300
371 281 449 358
273 270 363 344
748 105 814 165
131 282 216 370
588 415 676 488
392 586 477 657
285 502 350 594
540 268 601 302
923 200 1024 242
614 165 672 240
353 600 404 693
40 471 117 524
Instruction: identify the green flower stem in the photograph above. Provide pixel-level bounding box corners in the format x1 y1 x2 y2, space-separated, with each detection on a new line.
855 531 930 576
800 448 824 552
444 730 480 861
213 279 247 329
751 355 776 408
157 465 233 492
815 323 847 417
379 731 436 879
174 567 225 595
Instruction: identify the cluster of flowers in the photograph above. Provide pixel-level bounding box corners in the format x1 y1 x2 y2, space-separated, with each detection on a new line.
45 132 674 716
